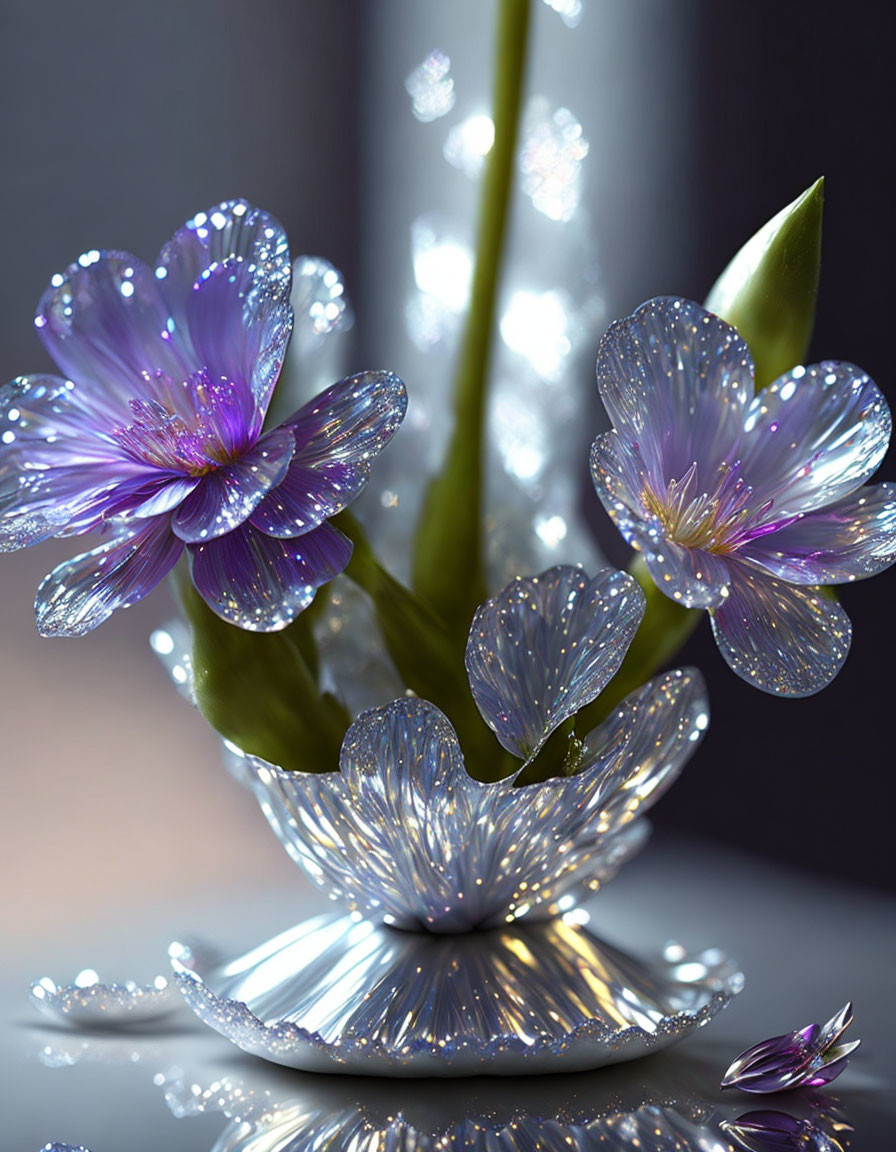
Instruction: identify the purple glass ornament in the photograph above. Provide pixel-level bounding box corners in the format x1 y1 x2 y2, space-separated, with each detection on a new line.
722 1003 859 1094
0 200 407 635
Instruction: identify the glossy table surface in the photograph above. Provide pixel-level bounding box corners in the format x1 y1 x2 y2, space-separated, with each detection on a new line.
4 836 893 1150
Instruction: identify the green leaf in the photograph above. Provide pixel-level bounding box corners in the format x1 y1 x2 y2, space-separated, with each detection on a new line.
705 177 824 389
177 577 349 774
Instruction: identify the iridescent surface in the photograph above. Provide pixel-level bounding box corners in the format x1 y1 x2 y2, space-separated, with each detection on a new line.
160 1074 767 1151
722 1004 860 1094
591 297 896 696
244 656 707 931
169 912 741 1075
30 971 177 1028
8 838 891 1146
1 201 407 635
466 566 644 760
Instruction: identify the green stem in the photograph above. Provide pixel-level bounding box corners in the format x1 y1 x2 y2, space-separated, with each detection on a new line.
336 511 507 774
412 0 532 636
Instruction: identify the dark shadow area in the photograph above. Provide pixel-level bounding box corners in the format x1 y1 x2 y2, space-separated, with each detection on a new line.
593 1 896 891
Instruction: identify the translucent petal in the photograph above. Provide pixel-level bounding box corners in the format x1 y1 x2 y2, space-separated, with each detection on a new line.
711 560 851 696
36 517 183 637
188 519 350 631
253 371 407 536
114 475 200 520
589 431 657 550
267 256 355 424
249 461 360 536
466 565 645 760
171 427 294 543
740 362 891 517
155 200 293 414
741 482 896 584
644 540 732 609
596 298 753 486
36 253 191 415
0 375 154 549
577 668 709 831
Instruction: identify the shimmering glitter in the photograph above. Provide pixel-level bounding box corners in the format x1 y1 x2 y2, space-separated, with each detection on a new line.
443 114 495 178
500 288 575 382
169 918 741 1074
237 565 708 932
30 970 178 1027
519 98 588 222
405 49 455 122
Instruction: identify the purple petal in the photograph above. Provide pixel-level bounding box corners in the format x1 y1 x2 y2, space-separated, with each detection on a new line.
188 519 350 631
123 475 201 519
722 1032 817 1093
596 298 753 486
171 427 294 543
465 566 645 761
741 482 896 584
722 1003 859 1094
644 540 733 609
36 253 191 415
253 371 407 536
35 517 183 637
590 430 657 549
711 561 851 696
155 200 292 414
740 362 891 518
0 375 155 549
577 668 709 830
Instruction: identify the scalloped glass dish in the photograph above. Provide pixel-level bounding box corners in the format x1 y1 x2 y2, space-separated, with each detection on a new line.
169 912 742 1076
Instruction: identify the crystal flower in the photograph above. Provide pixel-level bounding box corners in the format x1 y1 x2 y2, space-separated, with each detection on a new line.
591 297 896 695
0 200 406 634
243 564 709 930
722 1003 859 1093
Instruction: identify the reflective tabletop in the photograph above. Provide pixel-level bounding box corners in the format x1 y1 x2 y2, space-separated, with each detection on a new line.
4 836 893 1150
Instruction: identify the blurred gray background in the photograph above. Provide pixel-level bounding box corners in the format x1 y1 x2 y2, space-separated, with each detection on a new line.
1 0 894 960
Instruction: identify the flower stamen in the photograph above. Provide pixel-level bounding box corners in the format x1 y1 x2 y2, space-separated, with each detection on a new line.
642 461 760 554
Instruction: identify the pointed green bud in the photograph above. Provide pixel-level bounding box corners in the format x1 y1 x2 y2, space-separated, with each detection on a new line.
706 177 824 389
178 578 349 774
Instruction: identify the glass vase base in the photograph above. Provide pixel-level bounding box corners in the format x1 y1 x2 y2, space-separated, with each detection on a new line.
169 910 742 1077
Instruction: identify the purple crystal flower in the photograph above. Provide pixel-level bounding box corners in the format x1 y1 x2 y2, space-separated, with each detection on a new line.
0 201 406 635
722 1003 860 1093
591 297 896 695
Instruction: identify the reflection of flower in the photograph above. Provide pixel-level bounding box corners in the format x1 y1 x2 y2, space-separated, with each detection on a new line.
591 297 896 696
245 565 708 930
723 1109 851 1152
0 200 406 635
722 1003 859 1093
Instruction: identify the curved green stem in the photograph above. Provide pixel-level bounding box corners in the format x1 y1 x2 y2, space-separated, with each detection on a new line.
412 0 532 637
